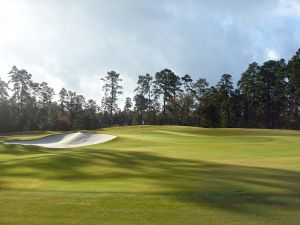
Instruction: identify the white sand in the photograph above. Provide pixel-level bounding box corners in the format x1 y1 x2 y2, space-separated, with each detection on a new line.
4 132 116 148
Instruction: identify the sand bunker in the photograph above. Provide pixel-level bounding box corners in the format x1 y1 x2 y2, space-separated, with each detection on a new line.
5 132 116 148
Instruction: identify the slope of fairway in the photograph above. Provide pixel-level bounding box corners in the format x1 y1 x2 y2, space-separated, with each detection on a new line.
0 126 300 225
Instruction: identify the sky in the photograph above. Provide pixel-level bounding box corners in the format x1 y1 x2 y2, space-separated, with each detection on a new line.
0 0 300 106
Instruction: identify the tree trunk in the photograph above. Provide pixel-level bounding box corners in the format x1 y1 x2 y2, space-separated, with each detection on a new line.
163 96 166 125
186 105 189 126
173 102 175 125
148 91 151 125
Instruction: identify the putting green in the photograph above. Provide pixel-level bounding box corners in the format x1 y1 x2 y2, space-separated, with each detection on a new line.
0 126 300 225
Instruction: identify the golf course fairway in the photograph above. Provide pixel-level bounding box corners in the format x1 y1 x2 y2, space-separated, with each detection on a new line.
0 126 300 225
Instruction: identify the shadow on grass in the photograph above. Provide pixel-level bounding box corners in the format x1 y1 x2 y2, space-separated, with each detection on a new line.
0 144 300 216
0 144 50 155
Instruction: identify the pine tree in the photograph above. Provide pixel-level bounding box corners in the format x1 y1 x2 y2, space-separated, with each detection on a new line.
101 71 123 126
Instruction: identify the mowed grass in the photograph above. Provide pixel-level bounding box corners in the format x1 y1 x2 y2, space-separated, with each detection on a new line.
0 126 300 225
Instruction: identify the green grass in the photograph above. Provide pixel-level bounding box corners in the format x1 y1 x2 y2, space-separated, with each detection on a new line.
0 126 300 225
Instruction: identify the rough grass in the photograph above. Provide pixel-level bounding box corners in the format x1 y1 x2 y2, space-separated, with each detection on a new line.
0 126 300 225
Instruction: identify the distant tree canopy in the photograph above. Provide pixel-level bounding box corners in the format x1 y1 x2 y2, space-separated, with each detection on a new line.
1 48 300 132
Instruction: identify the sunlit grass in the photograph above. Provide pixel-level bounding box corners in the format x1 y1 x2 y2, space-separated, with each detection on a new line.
0 126 300 224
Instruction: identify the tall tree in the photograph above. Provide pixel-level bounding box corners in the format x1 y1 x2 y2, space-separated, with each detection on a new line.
135 74 153 124
84 99 99 129
272 59 288 128
123 97 133 125
58 88 68 116
0 77 10 132
287 48 300 129
36 82 55 129
124 97 132 112
67 91 77 128
0 77 8 102
154 69 180 124
216 74 234 127
58 88 69 130
169 73 181 125
72 94 86 129
238 62 260 127
134 94 148 124
8 66 35 130
181 74 195 125
101 71 123 125
256 60 286 128
193 78 209 126
202 87 220 127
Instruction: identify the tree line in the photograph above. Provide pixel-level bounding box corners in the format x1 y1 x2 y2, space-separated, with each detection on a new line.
1 48 300 132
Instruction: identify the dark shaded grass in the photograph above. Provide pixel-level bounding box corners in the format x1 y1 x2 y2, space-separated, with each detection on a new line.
1 145 300 216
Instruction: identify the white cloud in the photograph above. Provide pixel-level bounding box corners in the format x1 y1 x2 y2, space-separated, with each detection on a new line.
274 0 300 18
0 0 299 107
266 48 280 60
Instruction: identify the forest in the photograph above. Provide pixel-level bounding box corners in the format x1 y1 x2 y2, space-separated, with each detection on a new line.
0 48 300 132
